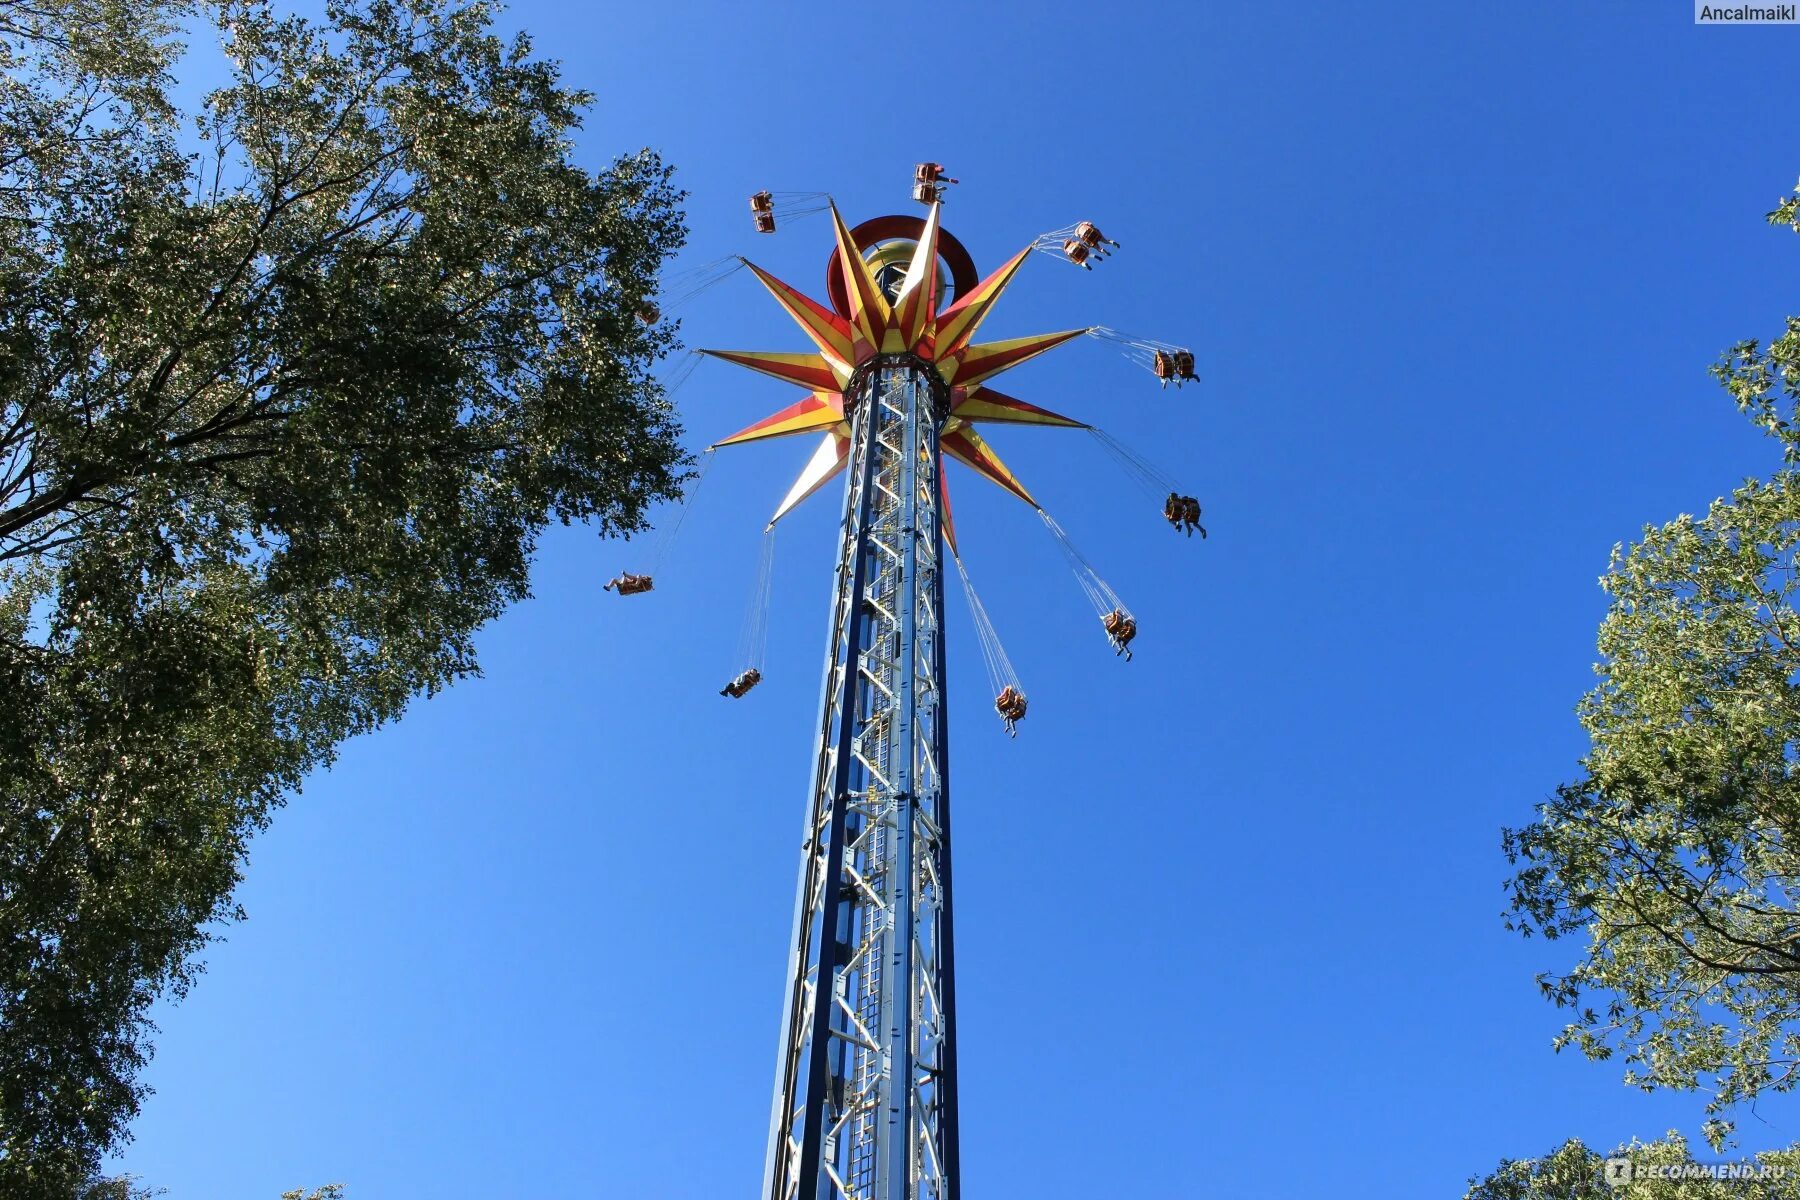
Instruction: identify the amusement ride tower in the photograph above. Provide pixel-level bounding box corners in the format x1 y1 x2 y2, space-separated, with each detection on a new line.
693 180 1171 1200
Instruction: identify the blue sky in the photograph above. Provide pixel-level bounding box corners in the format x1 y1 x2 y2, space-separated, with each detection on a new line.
113 2 1800 1196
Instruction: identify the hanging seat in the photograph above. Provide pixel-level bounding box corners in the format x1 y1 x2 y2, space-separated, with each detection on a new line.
604 572 655 596
1075 221 1119 252
912 162 958 204
1182 496 1206 539
1162 493 1205 538
750 190 776 233
721 667 763 699
1101 609 1137 660
994 685 1028 736
1152 349 1176 386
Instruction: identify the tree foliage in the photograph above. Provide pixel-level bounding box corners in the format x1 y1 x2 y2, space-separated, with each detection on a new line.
1505 180 1800 1137
0 0 686 1191
1466 1133 1800 1200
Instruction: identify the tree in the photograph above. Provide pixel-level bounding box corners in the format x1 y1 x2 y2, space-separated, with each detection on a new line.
0 0 686 1191
1466 1133 1800 1200
1505 179 1800 1140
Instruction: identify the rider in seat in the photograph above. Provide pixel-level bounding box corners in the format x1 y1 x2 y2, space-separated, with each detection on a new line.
604 572 654 595
1164 493 1207 538
721 667 763 699
1172 349 1198 385
1074 221 1119 257
1152 349 1176 387
1182 495 1207 539
749 191 776 233
1101 609 1137 661
1062 238 1093 269
994 685 1028 737
912 162 958 204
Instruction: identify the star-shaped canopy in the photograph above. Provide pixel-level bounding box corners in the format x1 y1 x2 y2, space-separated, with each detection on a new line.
703 202 1090 535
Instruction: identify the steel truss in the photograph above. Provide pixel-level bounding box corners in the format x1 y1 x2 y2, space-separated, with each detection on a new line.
763 360 959 1200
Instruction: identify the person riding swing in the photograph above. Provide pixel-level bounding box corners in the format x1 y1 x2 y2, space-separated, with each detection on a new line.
604 572 654 596
1101 608 1137 661
994 685 1028 736
1152 350 1176 387
1182 495 1206 539
1162 493 1206 538
1074 221 1119 257
749 190 776 233
912 162 958 204
721 667 763 699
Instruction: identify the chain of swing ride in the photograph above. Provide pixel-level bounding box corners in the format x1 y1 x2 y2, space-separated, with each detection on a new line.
607 192 1201 728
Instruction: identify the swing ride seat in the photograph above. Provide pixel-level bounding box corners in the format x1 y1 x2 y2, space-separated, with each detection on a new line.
637 301 660 325
1075 221 1117 249
750 191 777 232
605 572 655 596
1036 508 1137 661
1160 493 1202 535
911 163 957 205
1102 609 1137 647
995 686 1028 738
954 549 1028 739
994 686 1028 723
1087 328 1195 386
721 668 763 699
1062 239 1092 268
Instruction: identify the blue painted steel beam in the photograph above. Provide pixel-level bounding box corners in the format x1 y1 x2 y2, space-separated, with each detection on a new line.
763 360 955 1200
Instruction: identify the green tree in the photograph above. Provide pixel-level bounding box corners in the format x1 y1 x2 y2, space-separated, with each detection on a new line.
1505 180 1800 1140
1466 1133 1800 1200
0 0 686 1192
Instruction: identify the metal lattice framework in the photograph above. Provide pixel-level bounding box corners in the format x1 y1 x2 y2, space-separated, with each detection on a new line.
703 197 1098 1200
763 363 954 1200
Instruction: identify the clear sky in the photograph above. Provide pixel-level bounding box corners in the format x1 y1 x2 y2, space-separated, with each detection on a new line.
110 2 1800 1196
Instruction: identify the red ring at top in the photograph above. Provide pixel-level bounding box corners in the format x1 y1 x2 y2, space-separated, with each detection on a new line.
824 215 980 319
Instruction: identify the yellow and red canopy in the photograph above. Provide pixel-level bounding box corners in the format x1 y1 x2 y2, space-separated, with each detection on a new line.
703 202 1089 528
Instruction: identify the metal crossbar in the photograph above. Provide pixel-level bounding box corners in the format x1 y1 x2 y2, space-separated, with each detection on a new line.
762 364 958 1200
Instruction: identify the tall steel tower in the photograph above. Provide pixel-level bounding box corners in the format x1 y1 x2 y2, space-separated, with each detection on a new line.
702 198 1105 1200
